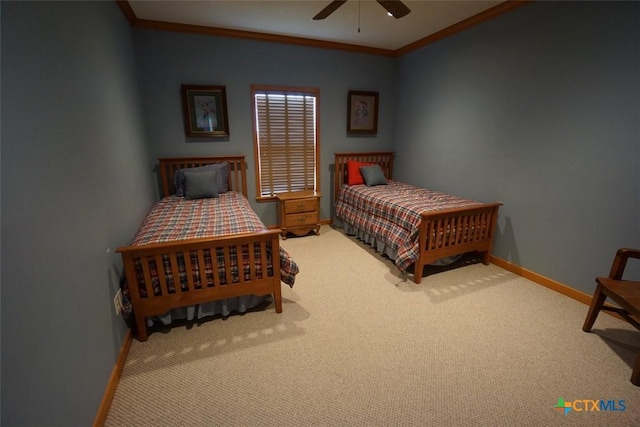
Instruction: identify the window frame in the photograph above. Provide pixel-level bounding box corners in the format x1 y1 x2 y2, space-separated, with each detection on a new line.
251 84 320 201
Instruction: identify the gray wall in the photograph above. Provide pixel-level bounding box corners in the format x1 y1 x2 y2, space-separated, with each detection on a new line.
394 1 640 294
1 2 152 425
2 1 639 426
132 29 397 223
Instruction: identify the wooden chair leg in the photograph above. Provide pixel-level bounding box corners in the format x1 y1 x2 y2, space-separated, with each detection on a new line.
632 351 640 386
583 284 607 332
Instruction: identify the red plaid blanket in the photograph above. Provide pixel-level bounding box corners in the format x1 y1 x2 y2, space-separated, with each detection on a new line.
130 192 298 294
335 180 480 272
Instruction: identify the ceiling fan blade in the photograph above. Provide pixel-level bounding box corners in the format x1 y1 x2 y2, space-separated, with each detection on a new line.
313 0 348 20
377 0 411 19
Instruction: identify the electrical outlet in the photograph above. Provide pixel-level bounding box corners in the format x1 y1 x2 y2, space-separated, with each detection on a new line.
113 289 123 315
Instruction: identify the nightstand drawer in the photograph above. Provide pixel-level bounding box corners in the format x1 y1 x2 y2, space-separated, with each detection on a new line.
284 198 318 214
285 212 318 227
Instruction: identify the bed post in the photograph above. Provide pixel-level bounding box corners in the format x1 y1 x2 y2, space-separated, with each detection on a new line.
480 203 501 265
119 251 150 341
271 233 283 313
133 313 148 342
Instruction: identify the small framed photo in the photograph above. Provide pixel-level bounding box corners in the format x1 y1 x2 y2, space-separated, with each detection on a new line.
181 85 230 137
347 90 378 135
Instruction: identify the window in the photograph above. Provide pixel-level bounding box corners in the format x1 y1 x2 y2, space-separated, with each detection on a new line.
252 85 319 200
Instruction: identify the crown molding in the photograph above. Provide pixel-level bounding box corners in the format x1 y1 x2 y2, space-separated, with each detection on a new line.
116 0 531 58
395 1 531 56
136 18 396 57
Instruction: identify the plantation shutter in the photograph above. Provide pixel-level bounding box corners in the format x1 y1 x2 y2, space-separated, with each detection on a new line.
253 87 318 198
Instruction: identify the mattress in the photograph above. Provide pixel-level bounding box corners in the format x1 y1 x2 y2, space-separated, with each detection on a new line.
131 191 298 287
335 180 480 272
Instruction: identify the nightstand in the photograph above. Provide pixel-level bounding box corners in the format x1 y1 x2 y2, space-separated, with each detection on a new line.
276 190 322 239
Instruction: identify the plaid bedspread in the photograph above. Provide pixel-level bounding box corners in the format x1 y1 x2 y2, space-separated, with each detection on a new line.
130 192 298 291
335 180 480 272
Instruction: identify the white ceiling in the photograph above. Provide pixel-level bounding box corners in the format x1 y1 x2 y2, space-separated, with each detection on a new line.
128 0 506 52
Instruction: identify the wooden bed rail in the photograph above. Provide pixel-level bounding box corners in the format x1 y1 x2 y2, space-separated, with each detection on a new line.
117 229 282 341
415 202 502 282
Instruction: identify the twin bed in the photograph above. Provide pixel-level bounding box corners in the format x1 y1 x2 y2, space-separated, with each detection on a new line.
117 156 298 341
333 152 501 284
119 152 501 341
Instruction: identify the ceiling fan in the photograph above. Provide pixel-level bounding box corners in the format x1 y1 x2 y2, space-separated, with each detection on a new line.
313 0 411 20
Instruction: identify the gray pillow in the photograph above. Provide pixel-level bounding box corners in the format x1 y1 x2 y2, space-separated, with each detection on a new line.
183 169 219 199
359 164 388 186
174 162 229 196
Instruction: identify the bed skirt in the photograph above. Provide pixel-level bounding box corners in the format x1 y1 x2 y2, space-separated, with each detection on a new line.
146 295 270 327
334 218 460 268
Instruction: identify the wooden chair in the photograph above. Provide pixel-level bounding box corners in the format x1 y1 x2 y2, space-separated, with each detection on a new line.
583 248 640 386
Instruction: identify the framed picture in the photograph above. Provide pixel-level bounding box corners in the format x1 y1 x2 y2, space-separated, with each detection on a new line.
347 90 378 135
181 85 230 137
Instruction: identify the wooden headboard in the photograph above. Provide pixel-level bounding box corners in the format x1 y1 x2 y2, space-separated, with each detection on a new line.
158 156 248 198
333 152 395 205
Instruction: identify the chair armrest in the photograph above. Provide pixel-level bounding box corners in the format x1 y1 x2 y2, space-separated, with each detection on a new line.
609 248 640 280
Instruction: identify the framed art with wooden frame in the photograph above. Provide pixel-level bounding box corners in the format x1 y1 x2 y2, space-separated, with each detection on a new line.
181 85 230 137
347 90 378 135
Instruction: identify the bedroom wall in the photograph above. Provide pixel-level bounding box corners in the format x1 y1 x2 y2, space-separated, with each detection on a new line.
1 1 636 425
1 2 152 426
131 29 396 223
394 1 640 294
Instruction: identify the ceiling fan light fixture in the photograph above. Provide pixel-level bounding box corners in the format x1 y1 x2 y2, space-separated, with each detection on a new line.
377 1 411 19
313 0 411 20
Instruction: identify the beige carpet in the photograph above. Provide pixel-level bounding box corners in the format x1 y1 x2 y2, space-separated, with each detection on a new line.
106 226 640 426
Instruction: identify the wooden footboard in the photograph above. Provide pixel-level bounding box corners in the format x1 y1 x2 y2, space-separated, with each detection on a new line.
413 202 502 283
117 230 282 341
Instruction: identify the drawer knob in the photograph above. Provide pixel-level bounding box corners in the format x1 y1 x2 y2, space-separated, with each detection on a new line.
296 203 306 210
